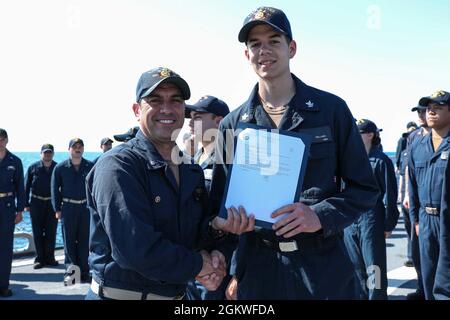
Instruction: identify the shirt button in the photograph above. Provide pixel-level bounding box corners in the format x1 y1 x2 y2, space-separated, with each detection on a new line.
154 196 161 204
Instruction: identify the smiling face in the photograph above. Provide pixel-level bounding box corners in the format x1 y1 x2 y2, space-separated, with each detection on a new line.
245 24 296 81
133 82 185 146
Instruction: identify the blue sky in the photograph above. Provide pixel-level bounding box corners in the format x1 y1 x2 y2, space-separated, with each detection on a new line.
1 0 449 152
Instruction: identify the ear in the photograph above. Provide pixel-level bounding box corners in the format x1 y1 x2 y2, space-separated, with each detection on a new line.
288 40 297 59
244 48 250 63
132 103 141 121
215 116 223 126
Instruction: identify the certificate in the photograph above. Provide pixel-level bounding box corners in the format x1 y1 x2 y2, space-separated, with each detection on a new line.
219 122 312 229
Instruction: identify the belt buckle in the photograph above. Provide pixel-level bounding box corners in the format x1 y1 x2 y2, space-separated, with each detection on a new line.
426 207 438 215
279 240 298 252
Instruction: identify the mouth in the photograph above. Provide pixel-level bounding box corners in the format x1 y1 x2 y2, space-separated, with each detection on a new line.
156 119 176 124
259 59 276 68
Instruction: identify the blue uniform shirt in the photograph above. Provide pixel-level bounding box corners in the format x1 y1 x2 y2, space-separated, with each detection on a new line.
368 146 399 232
24 160 57 206
210 74 379 241
51 158 93 212
408 132 450 223
86 131 224 297
0 150 25 212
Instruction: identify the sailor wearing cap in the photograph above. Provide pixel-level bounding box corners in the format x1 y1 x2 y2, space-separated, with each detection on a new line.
85 67 231 300
92 138 114 165
208 7 379 299
401 103 430 300
51 138 93 284
113 127 139 143
186 95 230 192
184 95 231 300
434 157 450 299
24 144 58 269
344 119 399 300
0 128 25 298
408 90 450 299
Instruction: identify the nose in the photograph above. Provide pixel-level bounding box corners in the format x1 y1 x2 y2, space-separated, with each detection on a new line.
259 42 272 55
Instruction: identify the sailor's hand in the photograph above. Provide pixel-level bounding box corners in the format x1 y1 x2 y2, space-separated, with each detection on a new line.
15 212 23 224
196 250 226 291
271 202 322 238
24 207 30 212
385 231 392 238
403 196 410 210
211 206 255 235
55 211 61 220
414 222 419 236
226 276 238 300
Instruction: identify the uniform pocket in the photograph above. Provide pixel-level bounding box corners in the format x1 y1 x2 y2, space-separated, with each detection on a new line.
414 162 427 187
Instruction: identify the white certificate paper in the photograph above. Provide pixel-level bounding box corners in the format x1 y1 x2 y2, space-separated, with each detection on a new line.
222 124 311 228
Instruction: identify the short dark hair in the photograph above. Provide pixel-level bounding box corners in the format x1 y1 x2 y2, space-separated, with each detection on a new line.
372 132 381 146
0 128 7 139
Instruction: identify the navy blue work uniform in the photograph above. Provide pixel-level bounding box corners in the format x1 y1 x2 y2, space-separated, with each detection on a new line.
400 147 413 261
24 160 58 264
404 129 426 296
408 131 450 299
344 146 399 300
186 149 233 301
0 151 25 290
51 158 93 279
85 131 228 300
433 158 450 299
209 75 379 299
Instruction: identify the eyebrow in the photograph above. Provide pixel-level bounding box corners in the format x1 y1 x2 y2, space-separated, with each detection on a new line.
247 33 282 44
147 93 184 100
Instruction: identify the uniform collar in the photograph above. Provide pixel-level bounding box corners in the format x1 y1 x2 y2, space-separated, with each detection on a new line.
133 130 193 170
194 147 215 169
238 74 318 131
0 149 12 167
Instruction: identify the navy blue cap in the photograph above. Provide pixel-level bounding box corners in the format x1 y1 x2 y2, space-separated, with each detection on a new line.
68 138 84 148
100 137 113 146
238 7 292 43
113 127 139 142
0 128 7 138
135 67 190 102
356 119 382 134
411 105 426 112
185 95 230 118
41 143 54 153
419 90 450 107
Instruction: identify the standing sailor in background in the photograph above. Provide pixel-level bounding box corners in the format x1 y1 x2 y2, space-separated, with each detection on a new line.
408 90 450 299
433 157 450 299
92 137 113 165
186 95 230 192
403 103 430 300
344 119 399 300
0 128 25 298
24 144 58 269
185 95 231 300
51 138 93 284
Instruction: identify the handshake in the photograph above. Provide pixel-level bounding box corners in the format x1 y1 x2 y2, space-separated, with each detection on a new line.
195 250 227 291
